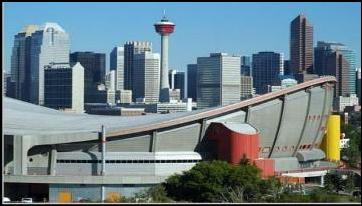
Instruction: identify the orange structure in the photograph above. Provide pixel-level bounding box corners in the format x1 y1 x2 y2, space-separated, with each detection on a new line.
207 122 276 177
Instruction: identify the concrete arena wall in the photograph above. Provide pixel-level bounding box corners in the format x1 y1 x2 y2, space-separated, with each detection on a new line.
313 85 334 147
270 91 309 158
156 123 201 151
247 99 283 158
295 87 325 154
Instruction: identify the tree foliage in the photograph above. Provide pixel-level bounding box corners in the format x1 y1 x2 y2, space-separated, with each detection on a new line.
163 160 280 203
341 112 361 167
324 172 355 193
125 184 172 203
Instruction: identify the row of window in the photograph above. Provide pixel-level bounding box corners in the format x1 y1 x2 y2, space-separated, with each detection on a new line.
57 159 201 164
260 143 317 153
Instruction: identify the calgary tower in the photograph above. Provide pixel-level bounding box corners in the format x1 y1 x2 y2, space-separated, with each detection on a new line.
154 12 175 102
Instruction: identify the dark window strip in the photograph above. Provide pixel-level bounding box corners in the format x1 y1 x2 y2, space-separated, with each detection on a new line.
56 159 201 164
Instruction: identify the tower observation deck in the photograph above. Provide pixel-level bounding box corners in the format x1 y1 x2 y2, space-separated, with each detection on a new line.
154 15 175 102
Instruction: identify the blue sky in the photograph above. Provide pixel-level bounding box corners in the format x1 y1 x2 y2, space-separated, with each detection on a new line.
3 2 361 73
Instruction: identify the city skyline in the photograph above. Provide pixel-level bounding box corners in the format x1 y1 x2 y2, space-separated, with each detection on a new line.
4 2 361 74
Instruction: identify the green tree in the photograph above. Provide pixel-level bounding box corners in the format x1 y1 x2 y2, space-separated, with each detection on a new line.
147 184 172 203
163 159 280 203
125 185 172 203
257 177 282 202
341 112 361 167
164 160 233 202
324 172 345 193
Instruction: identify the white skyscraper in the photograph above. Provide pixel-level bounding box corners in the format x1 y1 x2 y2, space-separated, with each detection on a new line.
105 70 116 91
197 53 241 109
110 46 124 91
133 52 160 103
30 22 70 105
169 69 176 89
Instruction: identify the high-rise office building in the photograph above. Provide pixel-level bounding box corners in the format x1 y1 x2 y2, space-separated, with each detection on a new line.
124 41 152 91
132 51 160 103
252 52 283 94
283 60 291 76
197 53 241 109
70 52 106 103
290 14 313 75
44 62 84 113
314 41 356 95
175 71 185 99
4 72 15 98
325 51 350 97
187 64 197 102
110 46 124 91
105 70 116 91
240 56 252 76
168 69 176 89
240 75 253 100
70 52 106 84
30 22 70 105
11 24 38 102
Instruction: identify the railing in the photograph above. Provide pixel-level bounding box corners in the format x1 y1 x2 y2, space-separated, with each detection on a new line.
274 166 336 176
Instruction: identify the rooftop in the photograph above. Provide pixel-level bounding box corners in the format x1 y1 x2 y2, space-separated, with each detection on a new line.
38 22 66 33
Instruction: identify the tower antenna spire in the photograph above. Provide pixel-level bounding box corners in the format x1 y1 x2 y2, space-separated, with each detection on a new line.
163 9 166 19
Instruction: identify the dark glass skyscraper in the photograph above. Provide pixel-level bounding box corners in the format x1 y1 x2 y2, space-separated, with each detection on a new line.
252 52 283 94
314 41 356 95
241 56 252 76
70 52 105 103
290 14 313 75
10 25 38 102
326 51 350 97
283 60 291 76
174 72 185 99
123 41 152 91
187 64 197 102
70 52 105 84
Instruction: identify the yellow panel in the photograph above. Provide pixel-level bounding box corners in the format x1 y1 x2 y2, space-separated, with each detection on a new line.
106 192 122 203
326 115 340 161
58 191 72 203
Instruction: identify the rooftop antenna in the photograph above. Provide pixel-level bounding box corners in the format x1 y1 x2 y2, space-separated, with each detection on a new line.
162 9 168 21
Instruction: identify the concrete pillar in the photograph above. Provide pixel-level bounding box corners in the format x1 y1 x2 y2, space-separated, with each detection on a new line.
13 135 31 175
150 131 157 152
49 147 57 175
101 125 106 202
101 125 106 176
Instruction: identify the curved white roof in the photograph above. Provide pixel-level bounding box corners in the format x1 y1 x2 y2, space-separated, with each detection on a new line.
3 97 211 136
154 21 175 25
38 22 66 33
3 76 336 138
